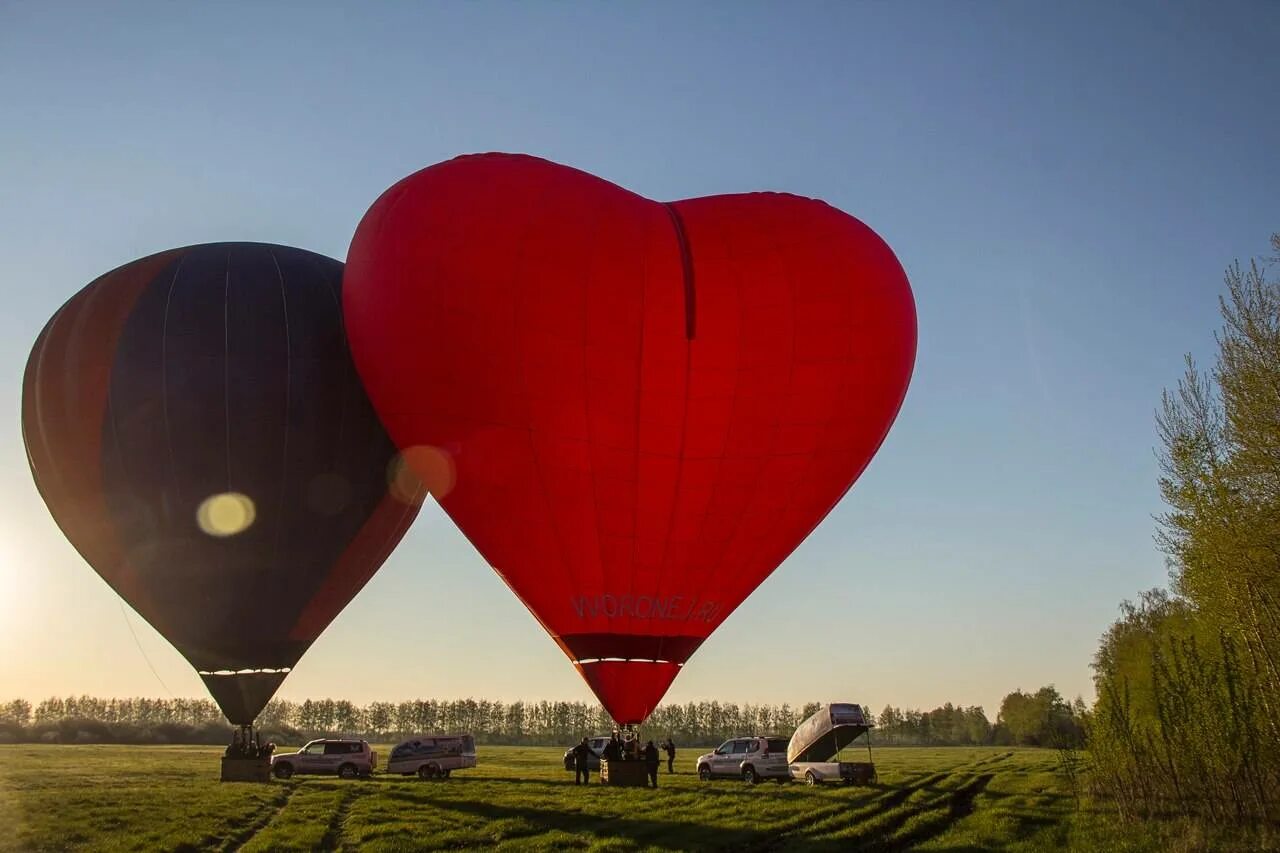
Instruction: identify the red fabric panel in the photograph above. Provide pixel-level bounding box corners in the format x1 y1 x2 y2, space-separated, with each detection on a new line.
289 489 421 641
575 660 683 726
22 249 183 626
345 153 916 723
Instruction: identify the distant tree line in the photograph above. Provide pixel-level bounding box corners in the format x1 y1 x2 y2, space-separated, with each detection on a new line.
877 703 991 745
1089 234 1280 826
0 696 825 746
254 697 835 746
0 696 229 746
878 687 1085 748
1 691 1087 749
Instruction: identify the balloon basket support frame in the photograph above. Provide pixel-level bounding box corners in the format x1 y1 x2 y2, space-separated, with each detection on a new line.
220 724 273 783
599 758 650 787
599 726 651 787
220 756 272 783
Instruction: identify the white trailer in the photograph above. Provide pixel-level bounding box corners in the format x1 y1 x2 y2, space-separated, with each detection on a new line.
386 734 477 779
787 703 876 786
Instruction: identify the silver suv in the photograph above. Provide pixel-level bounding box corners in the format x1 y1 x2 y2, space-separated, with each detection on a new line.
696 736 790 783
271 739 377 779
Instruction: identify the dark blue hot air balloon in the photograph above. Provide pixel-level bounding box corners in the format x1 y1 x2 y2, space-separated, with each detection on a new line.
22 243 422 725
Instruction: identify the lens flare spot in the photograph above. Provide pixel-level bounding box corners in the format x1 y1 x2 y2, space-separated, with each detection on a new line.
196 492 256 537
387 445 454 503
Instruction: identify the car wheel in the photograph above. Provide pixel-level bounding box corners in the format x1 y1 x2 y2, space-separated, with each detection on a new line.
273 763 293 780
442 769 451 779
698 765 711 782
805 771 819 786
338 763 358 780
418 763 438 780
743 766 759 785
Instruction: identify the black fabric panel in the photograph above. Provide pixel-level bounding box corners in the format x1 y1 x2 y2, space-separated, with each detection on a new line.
201 671 289 727
559 633 704 663
100 243 405 684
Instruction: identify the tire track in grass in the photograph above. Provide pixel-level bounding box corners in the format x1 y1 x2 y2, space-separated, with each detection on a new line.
948 773 994 820
824 773 970 847
318 785 359 851
970 751 1014 768
874 771 954 811
221 781 297 853
871 772 995 851
749 770 961 850
785 769 997 850
816 772 996 852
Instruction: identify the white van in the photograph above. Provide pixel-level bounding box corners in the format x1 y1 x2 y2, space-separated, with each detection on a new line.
386 734 477 779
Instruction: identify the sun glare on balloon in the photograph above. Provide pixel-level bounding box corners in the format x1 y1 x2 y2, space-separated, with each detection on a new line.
387 445 453 504
196 492 256 537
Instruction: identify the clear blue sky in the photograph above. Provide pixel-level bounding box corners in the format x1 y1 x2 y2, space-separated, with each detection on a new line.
2 1 1277 719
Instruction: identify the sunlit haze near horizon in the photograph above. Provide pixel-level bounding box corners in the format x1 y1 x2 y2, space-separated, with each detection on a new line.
2 1 1279 721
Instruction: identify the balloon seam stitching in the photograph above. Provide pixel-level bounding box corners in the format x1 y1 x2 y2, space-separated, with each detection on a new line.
267 249 292 596
663 203 696 340
160 252 190 511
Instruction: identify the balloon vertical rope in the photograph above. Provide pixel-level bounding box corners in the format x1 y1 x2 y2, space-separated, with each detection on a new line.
119 601 172 697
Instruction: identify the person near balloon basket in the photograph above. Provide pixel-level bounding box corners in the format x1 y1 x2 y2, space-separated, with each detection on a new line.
572 737 592 785
643 740 661 788
663 738 676 774
605 732 622 762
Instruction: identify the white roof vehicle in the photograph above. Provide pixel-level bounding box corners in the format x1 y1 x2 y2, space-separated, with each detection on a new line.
386 734 477 780
788 703 876 786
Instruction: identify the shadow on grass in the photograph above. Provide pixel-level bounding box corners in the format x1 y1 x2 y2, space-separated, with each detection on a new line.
213 782 296 853
747 769 1055 853
406 791 765 850
862 772 996 852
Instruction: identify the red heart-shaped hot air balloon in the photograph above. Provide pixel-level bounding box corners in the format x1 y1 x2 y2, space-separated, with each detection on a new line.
344 154 916 724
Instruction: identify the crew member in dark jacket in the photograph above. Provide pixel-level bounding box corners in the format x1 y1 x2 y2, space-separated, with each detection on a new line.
662 738 676 773
572 737 591 785
643 740 660 788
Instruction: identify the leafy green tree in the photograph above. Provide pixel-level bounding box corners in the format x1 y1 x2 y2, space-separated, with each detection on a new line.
1090 233 1280 823
0 700 31 726
997 686 1078 746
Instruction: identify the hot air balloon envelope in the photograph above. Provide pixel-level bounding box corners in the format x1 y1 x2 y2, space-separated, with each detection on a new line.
344 154 916 724
23 242 421 724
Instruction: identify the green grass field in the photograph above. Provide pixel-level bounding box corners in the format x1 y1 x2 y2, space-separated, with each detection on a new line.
0 745 1191 851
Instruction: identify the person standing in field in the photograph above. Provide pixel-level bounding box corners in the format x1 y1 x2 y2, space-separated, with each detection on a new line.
663 738 676 773
572 737 592 785
643 740 660 788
